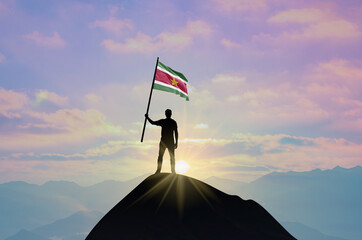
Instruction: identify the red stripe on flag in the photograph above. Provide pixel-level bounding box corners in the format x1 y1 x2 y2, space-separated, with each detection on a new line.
155 69 188 94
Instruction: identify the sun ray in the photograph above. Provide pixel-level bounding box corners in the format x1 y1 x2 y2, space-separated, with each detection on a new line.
176 176 185 221
155 174 177 213
188 178 215 210
127 174 175 209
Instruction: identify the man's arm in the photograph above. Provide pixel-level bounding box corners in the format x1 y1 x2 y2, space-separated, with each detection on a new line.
145 114 156 125
174 127 178 149
145 114 162 126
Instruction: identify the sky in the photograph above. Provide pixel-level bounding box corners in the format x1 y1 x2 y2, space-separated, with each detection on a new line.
0 0 361 185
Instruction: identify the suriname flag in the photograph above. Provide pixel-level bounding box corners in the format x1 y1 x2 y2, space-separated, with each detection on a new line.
154 61 189 101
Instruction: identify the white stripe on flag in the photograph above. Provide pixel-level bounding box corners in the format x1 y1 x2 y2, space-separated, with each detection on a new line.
157 66 188 84
154 80 188 96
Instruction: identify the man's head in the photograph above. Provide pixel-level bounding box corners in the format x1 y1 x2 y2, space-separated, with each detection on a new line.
165 109 172 118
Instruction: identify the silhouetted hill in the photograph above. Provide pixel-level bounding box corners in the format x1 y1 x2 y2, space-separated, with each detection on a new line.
86 174 295 240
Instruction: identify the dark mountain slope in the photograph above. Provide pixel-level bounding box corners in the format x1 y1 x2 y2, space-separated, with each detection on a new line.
87 173 295 240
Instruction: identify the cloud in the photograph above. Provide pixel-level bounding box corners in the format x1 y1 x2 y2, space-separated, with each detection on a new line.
211 0 266 13
0 52 5 63
255 9 361 43
37 140 147 159
268 8 329 24
279 137 314 146
218 165 270 172
212 74 246 83
4 133 362 183
0 158 148 185
314 59 362 81
195 123 209 129
291 20 361 40
34 90 69 106
23 108 122 134
0 106 124 151
0 87 29 118
229 84 330 125
0 1 9 14
304 59 362 133
85 93 103 103
90 17 132 34
24 31 67 48
220 38 242 49
205 71 332 128
229 133 362 171
101 20 213 53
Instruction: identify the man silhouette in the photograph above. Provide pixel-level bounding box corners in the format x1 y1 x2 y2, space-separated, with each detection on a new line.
145 109 178 174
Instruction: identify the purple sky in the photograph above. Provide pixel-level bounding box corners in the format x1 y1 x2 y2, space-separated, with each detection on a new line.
0 0 361 185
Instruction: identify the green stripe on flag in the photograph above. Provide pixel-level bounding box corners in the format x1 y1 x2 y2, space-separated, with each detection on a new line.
154 82 189 101
158 61 188 82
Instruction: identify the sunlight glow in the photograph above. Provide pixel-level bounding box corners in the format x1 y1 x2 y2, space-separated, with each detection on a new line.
176 160 190 174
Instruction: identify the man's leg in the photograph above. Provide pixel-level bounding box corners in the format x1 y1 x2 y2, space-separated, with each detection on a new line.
168 147 176 174
156 142 166 173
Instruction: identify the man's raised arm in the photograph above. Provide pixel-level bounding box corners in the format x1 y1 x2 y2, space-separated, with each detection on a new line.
145 114 156 125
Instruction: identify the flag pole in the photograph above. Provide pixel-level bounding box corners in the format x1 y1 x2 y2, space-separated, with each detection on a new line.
141 57 159 142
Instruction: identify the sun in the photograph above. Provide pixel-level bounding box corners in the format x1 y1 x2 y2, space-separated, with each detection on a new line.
175 160 190 174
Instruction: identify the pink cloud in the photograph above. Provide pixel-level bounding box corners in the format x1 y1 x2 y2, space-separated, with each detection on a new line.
0 87 28 119
0 1 8 14
256 9 361 43
291 20 361 40
268 8 329 24
304 83 350 97
24 31 67 48
102 33 156 53
101 20 212 53
220 38 242 49
24 108 120 133
34 90 69 106
210 80 330 125
231 133 362 171
0 108 123 151
85 93 103 103
333 97 362 108
314 59 362 80
2 133 362 183
0 52 5 63
90 17 132 34
212 74 246 83
211 0 266 13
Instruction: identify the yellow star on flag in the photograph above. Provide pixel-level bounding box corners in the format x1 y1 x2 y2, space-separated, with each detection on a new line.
171 78 178 87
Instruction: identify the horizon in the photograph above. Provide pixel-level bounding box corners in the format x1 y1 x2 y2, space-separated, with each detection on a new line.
1 0 362 185
1 164 360 186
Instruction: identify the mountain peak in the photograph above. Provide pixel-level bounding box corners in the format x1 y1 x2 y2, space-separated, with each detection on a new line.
86 173 295 240
332 166 344 171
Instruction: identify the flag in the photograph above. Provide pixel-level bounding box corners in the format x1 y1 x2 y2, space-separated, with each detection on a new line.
154 61 189 101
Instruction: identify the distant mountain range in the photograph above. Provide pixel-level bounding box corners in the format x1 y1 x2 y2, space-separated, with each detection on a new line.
5 211 103 240
1 167 361 239
281 222 347 240
206 166 362 240
242 166 362 240
0 175 146 239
